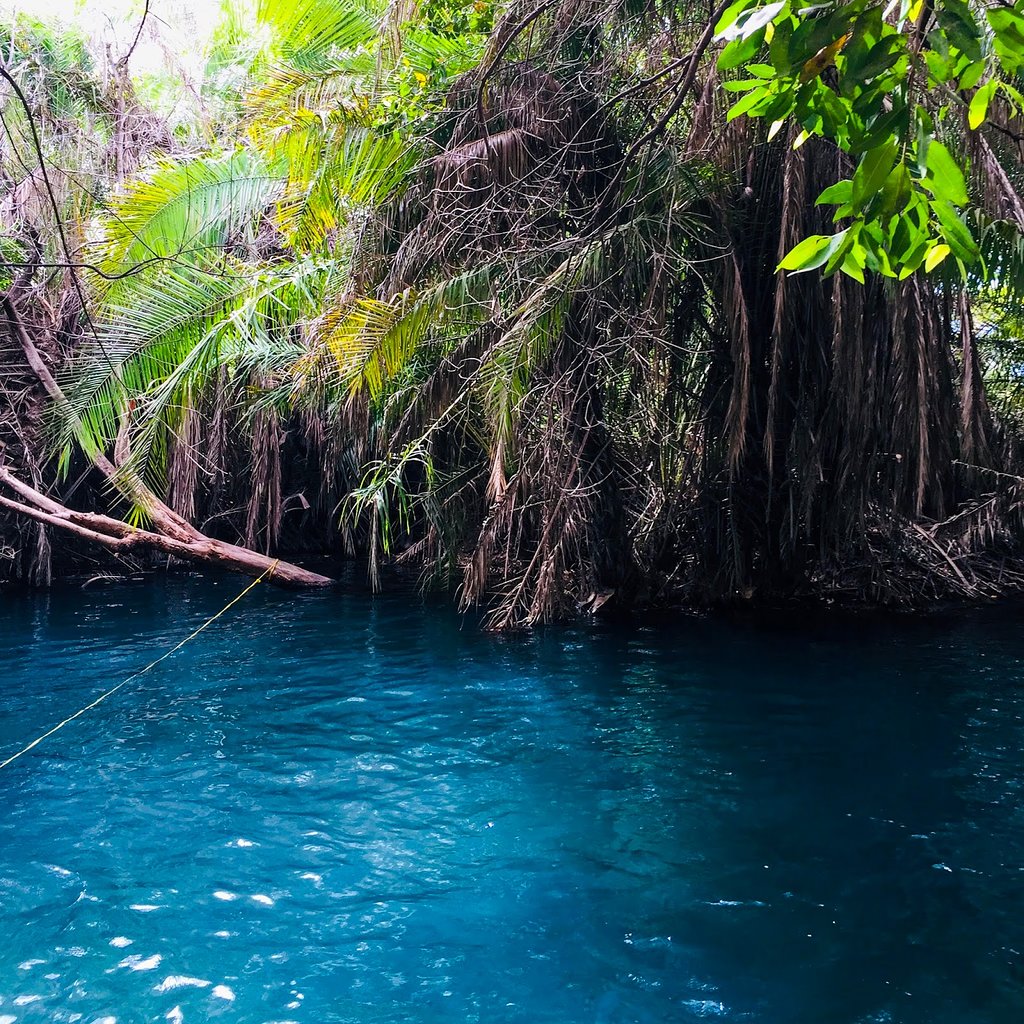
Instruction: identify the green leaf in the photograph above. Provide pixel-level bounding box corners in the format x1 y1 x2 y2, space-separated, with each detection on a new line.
778 234 829 271
769 15 795 72
841 249 866 283
874 160 911 217
1002 81 1024 110
719 30 767 71
989 6 1024 70
932 199 979 261
714 0 761 37
968 80 997 130
988 7 1024 47
890 206 925 261
778 229 849 273
723 78 769 91
823 223 856 274
850 103 908 155
924 141 968 205
847 38 903 84
958 60 985 91
925 47 954 84
914 105 933 176
816 179 853 205
852 140 898 209
727 87 769 121
937 0 984 63
718 1 787 42
924 243 951 271
899 238 931 277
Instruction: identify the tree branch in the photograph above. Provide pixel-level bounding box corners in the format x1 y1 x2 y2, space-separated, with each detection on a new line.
0 296 335 588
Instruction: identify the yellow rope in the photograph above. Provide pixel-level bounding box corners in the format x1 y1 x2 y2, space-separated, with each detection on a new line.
0 562 280 772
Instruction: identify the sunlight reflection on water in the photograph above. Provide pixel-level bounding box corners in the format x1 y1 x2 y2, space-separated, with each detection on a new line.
0 580 1023 1023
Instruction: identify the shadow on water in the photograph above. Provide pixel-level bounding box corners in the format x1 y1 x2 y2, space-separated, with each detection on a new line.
0 576 1022 1023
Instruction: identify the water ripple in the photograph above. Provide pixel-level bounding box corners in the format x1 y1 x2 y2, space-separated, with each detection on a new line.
1 582 1023 1022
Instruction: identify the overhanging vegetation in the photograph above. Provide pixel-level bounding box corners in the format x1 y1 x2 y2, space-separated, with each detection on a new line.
2 0 1024 626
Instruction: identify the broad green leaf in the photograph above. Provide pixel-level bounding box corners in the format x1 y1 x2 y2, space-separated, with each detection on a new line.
898 238 930 277
932 199 979 261
778 229 848 273
1002 81 1024 109
852 140 898 209
937 0 984 62
890 206 926 261
718 2 787 43
823 223 856 274
875 160 911 217
850 104 908 155
816 179 853 205
968 80 998 130
718 30 767 70
841 249 866 283
988 7 1024 47
924 243 951 271
925 47 954 84
989 6 1024 70
715 0 760 37
769 14 795 72
723 78 770 91
958 60 985 91
727 87 769 121
924 141 968 205
848 38 902 84
778 234 829 271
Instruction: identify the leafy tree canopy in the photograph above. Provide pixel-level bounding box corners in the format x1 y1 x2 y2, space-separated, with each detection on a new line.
718 0 1024 279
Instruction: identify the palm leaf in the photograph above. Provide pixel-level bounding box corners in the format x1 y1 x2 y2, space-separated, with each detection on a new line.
96 149 283 293
274 124 418 250
256 0 379 67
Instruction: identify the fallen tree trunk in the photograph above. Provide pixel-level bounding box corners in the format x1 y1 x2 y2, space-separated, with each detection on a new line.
0 294 334 589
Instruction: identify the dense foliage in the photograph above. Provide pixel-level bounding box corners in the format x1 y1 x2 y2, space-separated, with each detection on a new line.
719 0 1024 278
2 0 1024 626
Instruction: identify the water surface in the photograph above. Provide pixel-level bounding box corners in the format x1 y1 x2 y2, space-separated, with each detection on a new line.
1 578 1023 1023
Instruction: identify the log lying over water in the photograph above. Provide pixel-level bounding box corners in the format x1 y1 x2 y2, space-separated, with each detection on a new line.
0 294 334 589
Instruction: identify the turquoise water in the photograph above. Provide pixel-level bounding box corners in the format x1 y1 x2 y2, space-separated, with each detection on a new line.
1 579 1023 1024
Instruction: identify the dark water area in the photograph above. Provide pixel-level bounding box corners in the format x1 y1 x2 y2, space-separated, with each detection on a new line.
0 578 1022 1024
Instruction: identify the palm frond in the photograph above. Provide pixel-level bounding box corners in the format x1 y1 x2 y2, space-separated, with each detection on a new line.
297 264 493 403
57 261 252 464
95 149 283 292
256 0 380 67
